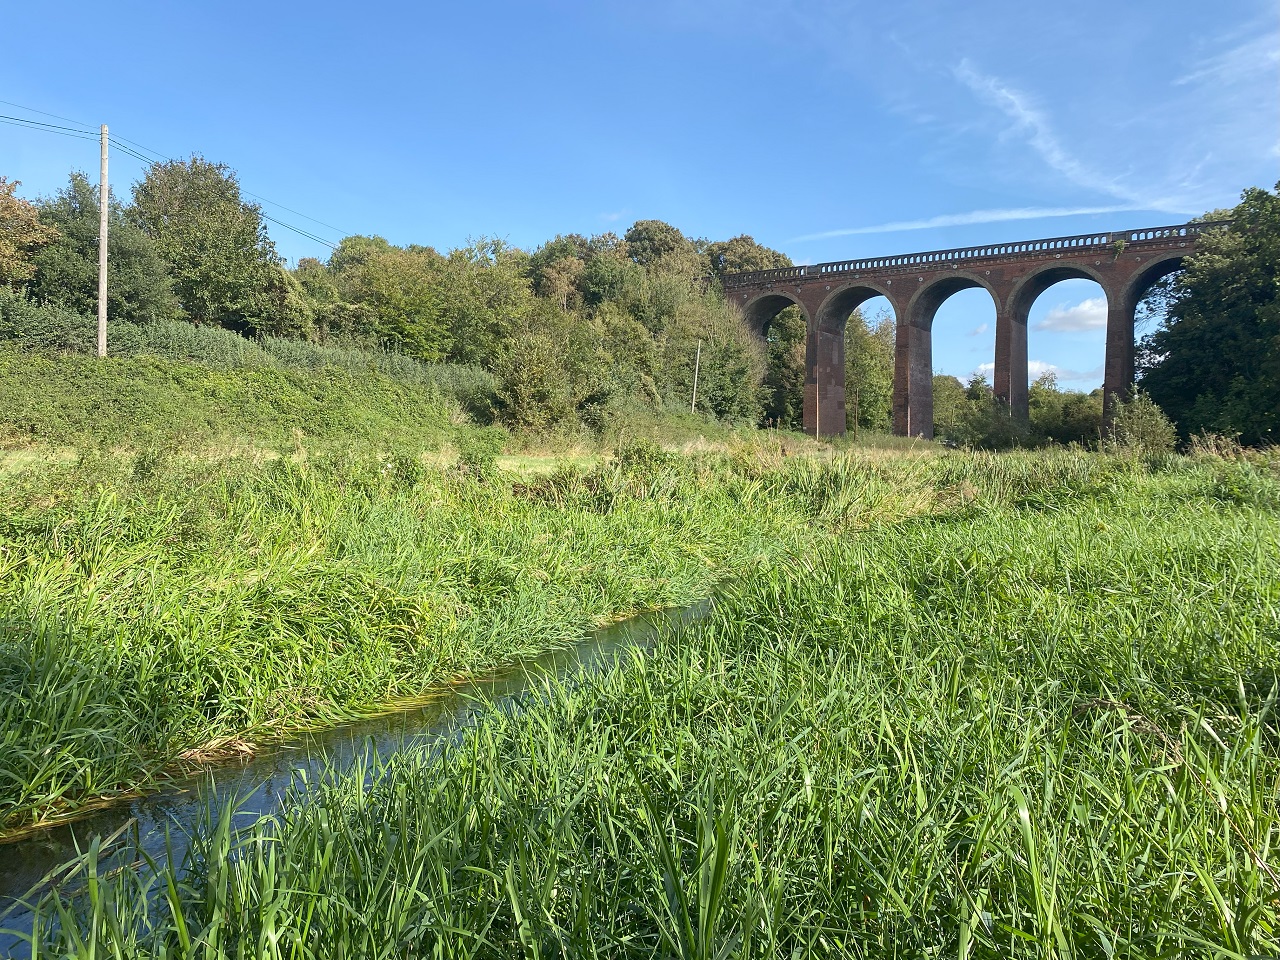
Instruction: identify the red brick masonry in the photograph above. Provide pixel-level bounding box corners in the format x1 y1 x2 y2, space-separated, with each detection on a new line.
722 223 1227 438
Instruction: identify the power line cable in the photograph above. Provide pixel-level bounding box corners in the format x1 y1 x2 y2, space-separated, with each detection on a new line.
0 99 96 131
0 114 99 141
4 98 351 248
261 213 338 250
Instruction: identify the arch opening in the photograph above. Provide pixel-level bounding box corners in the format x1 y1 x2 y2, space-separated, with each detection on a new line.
1022 274 1109 446
902 276 997 440
740 292 809 431
814 286 898 438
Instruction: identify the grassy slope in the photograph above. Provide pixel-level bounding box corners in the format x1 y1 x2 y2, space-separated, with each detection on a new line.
14 452 1280 957
0 345 458 451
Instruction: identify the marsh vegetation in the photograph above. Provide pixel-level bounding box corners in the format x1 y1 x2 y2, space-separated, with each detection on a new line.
3 445 1277 957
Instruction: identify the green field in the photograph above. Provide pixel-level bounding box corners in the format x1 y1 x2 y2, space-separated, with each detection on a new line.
5 445 1278 957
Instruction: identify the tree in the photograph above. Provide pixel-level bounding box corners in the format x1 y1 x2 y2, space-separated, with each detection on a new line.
0 178 58 287
132 156 280 331
328 235 451 360
932 375 968 439
29 172 178 325
704 235 791 281
1028 372 1102 446
623 219 697 270
759 306 806 428
845 308 895 434
1139 184 1280 444
663 293 763 423
436 238 534 367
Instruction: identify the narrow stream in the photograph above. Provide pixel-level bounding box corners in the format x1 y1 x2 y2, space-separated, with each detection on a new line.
0 600 712 944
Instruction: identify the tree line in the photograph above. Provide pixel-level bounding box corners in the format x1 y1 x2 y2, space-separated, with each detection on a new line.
2 160 1276 445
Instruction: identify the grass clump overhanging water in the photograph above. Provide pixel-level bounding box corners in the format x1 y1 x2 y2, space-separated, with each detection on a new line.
9 451 1279 958
0 441 930 834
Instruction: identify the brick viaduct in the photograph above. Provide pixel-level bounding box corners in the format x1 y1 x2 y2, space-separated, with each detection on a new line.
721 221 1227 438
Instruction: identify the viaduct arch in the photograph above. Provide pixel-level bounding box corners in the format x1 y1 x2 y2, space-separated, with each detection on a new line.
722 222 1227 438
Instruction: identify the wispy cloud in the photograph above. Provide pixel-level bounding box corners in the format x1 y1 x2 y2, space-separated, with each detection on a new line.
968 323 989 337
786 205 1137 243
1035 297 1107 332
1176 30 1280 87
954 60 1130 201
600 210 629 224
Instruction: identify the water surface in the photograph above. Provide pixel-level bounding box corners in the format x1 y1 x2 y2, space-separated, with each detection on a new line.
0 600 710 944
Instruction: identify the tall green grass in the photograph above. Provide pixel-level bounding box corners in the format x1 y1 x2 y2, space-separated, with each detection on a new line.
0 445 856 832
9 451 1279 956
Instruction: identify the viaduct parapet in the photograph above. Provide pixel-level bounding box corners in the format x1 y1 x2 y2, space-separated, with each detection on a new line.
721 222 1227 438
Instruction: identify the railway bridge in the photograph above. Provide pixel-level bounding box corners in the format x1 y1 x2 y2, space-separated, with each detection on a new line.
721 221 1227 438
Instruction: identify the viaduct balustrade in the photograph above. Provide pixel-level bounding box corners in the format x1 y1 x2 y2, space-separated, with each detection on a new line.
720 222 1229 438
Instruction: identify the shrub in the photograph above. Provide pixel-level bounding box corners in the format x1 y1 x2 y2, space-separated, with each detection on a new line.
1107 390 1177 455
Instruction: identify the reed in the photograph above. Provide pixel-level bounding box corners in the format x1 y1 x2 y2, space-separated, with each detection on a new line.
5 448 1278 957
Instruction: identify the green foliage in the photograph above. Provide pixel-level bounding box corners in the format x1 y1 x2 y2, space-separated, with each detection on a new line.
327 235 450 360
16 451 1280 956
1139 184 1280 444
666 292 764 424
759 305 805 428
454 426 508 477
131 156 280 331
0 339 476 449
623 219 701 276
845 308 895 434
436 238 533 366
29 172 179 325
931 374 968 439
1106 389 1178 455
1027 372 1103 446
0 177 57 286
0 287 98 354
703 234 791 281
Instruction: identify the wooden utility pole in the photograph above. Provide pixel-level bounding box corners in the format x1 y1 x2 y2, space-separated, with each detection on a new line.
97 124 108 358
690 339 702 413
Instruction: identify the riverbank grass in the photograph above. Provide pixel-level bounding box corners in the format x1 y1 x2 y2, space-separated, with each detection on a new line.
7 449 1278 956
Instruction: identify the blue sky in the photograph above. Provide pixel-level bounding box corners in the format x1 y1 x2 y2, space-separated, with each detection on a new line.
3 0 1277 388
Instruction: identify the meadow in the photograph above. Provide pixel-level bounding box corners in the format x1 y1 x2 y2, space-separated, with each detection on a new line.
5 446 1278 957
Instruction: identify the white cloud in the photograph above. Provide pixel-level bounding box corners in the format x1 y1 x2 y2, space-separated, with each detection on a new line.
786 205 1138 243
1035 297 1107 332
968 323 989 336
971 359 1102 385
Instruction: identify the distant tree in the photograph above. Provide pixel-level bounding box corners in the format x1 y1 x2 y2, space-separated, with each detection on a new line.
578 233 638 307
0 177 58 287
1028 372 1103 446
663 293 763 423
328 235 450 360
132 156 280 332
294 257 341 305
759 306 806 428
1138 184 1280 444
436 238 534 367
247 265 316 339
845 307 894 434
931 375 967 438
624 220 694 268
30 172 178 325
704 235 791 281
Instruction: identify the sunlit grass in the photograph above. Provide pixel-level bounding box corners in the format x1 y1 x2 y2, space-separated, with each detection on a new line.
5 448 1278 956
